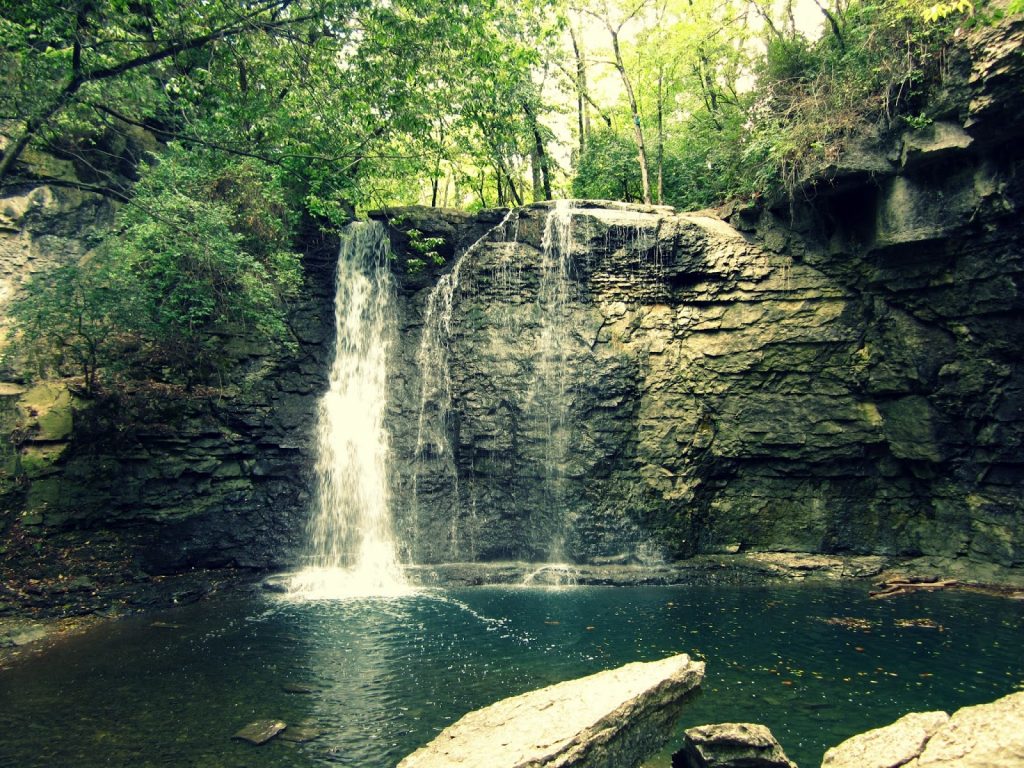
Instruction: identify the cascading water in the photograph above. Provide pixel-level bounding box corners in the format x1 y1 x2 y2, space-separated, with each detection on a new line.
410 202 579 563
410 209 520 557
289 221 409 599
530 199 576 560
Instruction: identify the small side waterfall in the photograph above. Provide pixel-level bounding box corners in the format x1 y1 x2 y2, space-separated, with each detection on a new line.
411 209 520 557
530 200 576 560
290 221 409 599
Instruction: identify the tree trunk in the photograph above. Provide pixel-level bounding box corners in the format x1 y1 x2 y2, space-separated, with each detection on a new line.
656 67 664 205
524 101 552 201
569 23 590 156
609 27 651 204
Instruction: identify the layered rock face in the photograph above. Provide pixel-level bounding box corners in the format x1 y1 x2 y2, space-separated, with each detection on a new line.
386 179 1022 565
385 19 1024 567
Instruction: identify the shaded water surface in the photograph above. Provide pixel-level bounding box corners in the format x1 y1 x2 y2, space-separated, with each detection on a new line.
1 584 1022 767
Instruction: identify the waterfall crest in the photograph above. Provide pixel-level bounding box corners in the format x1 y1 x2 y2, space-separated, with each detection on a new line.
290 221 409 599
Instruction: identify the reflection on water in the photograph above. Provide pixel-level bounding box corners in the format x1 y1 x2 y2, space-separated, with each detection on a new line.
1 584 1022 768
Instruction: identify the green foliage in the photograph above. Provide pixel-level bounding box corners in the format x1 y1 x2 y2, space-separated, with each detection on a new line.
405 230 446 266
763 36 820 84
922 0 974 21
572 130 644 203
568 0 975 209
8 147 302 389
8 259 143 393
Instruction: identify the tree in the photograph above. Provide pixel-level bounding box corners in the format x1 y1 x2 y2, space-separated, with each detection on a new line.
574 0 656 204
0 0 325 189
7 259 142 394
7 146 302 389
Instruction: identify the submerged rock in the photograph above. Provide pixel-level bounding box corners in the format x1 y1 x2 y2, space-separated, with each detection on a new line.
397 653 704 768
0 624 49 647
673 723 796 768
278 721 322 743
232 719 287 745
822 692 1024 767
281 682 319 694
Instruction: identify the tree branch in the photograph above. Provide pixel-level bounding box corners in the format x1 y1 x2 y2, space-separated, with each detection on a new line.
0 0 309 187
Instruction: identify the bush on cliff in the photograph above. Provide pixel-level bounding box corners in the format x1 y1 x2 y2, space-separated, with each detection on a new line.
7 147 301 391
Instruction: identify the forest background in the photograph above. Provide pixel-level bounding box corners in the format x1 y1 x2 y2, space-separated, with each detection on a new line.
1 0 1018 389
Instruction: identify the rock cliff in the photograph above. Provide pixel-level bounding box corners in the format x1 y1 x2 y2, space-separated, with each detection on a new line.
381 17 1024 567
0 16 1021 582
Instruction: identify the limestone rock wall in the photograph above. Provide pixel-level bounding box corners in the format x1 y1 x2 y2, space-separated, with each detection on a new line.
380 18 1024 568
0 184 337 571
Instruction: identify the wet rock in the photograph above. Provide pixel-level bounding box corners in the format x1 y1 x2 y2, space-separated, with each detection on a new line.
0 624 49 647
232 719 287 745
900 122 973 170
278 722 322 743
673 723 796 768
397 653 704 768
821 711 949 768
281 682 319 694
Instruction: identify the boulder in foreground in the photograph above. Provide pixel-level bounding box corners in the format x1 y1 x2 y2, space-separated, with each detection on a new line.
674 722 796 768
397 653 704 768
823 691 1024 767
821 711 949 768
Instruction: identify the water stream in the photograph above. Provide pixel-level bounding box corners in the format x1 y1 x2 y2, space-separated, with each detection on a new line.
289 221 409 599
410 209 520 558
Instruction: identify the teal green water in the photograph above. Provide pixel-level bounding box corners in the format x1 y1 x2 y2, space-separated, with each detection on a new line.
1 583 1022 768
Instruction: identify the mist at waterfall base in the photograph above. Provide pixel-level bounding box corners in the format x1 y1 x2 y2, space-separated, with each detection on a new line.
2 584 1023 768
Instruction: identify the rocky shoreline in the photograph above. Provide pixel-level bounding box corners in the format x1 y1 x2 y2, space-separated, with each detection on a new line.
403 553 1024 595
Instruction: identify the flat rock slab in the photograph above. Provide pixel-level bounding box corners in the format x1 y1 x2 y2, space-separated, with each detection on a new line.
675 722 796 768
916 691 1024 767
232 719 287 745
398 653 704 768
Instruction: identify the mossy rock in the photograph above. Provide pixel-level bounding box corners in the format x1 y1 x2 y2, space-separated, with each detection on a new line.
25 476 62 513
19 443 67 476
18 382 76 441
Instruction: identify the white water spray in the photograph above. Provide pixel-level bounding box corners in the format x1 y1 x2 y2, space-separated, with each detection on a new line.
290 221 410 599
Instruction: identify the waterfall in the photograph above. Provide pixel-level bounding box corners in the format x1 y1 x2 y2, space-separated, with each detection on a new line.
290 221 409 599
410 202 579 563
411 209 520 558
531 200 576 560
